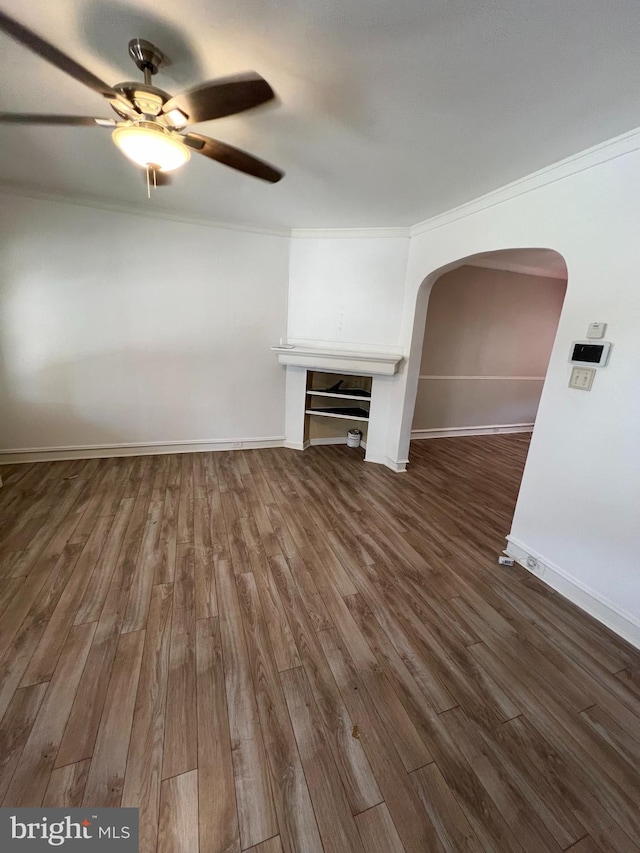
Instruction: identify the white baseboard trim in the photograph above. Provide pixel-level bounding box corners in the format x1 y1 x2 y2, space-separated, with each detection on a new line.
309 437 368 450
505 536 640 650
283 440 310 451
0 436 286 464
384 456 408 473
412 423 534 440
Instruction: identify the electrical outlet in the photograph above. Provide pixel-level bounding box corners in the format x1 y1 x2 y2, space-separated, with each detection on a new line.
526 556 538 570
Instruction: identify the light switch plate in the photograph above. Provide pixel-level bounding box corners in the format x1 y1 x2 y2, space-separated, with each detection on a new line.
569 366 595 391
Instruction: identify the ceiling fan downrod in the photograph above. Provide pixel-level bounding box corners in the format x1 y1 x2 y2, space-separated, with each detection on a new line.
127 38 166 85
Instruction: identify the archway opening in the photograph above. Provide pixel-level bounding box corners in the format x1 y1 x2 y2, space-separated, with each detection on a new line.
402 246 567 548
413 248 566 439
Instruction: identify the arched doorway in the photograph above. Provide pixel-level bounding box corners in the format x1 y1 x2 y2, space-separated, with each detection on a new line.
411 249 567 442
390 247 568 471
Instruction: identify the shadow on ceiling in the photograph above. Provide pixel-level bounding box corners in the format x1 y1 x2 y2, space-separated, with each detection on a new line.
79 0 205 87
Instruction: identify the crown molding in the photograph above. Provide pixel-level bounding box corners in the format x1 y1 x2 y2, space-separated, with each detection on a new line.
0 181 291 238
3 124 639 239
290 226 410 239
410 124 640 237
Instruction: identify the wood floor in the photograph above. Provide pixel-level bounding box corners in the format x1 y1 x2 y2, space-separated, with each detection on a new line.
0 435 639 852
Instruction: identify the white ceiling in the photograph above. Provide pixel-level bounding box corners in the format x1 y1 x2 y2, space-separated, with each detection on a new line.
1 0 639 230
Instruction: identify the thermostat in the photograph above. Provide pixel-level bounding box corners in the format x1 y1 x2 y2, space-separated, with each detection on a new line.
569 341 611 367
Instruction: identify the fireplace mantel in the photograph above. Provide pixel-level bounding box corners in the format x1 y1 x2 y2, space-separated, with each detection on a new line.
271 345 403 376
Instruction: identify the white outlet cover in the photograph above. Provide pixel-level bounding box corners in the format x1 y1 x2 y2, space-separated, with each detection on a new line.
569 366 595 391
587 322 607 339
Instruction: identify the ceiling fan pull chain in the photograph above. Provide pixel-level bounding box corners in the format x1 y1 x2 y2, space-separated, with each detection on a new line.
146 165 150 199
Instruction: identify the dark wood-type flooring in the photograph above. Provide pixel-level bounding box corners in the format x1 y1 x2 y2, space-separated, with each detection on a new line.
0 435 639 852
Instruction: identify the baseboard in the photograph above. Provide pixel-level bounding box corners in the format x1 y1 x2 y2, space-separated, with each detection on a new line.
283 440 310 451
309 437 367 450
384 456 408 473
0 436 286 464
505 536 640 650
412 423 534 440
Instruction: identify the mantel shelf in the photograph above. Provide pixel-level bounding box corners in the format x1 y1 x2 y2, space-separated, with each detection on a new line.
272 345 403 376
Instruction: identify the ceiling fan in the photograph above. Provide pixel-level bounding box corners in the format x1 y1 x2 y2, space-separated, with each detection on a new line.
0 11 284 187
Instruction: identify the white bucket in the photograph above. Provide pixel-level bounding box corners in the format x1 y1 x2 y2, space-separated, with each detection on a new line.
347 429 362 448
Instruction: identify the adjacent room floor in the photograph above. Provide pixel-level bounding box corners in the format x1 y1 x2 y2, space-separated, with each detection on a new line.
0 435 639 852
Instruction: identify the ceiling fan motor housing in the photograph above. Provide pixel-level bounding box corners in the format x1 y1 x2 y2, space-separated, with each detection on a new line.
128 39 166 76
112 82 170 118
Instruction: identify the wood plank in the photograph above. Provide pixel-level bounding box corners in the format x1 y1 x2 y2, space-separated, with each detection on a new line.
354 803 405 853
0 510 85 662
55 586 130 768
83 629 145 807
122 583 173 853
194 547 217 620
21 513 113 685
280 665 365 853
73 497 136 625
3 622 95 806
177 453 194 545
122 499 165 633
579 703 640 773
472 648 639 853
0 576 24 619
244 838 283 853
216 560 277 850
235 570 322 852
162 545 197 780
317 627 444 853
269 554 382 815
158 769 199 853
312 577 433 773
0 683 48 801
248 551 300 673
43 759 91 808
154 454 181 584
410 762 485 852
566 836 606 852
196 618 240 853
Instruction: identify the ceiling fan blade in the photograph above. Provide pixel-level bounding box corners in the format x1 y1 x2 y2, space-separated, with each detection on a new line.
0 11 130 109
162 73 275 125
0 113 116 126
183 132 283 183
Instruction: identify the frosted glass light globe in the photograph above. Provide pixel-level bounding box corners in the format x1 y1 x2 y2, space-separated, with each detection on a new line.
112 124 190 172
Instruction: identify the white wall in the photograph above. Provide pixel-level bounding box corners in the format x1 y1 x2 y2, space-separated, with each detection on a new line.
413 265 566 432
387 135 640 644
0 193 289 454
285 234 408 464
288 235 409 349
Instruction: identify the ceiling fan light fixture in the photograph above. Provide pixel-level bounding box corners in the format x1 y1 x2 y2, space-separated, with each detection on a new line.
112 122 190 172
